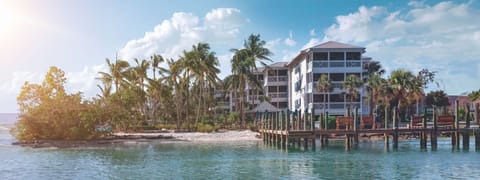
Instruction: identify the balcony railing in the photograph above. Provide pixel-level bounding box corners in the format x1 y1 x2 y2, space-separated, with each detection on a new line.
267 76 288 82
313 62 328 68
346 61 361 67
269 92 288 98
330 61 345 67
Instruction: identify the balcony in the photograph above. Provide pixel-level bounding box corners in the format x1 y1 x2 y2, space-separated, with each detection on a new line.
330 61 345 68
313 61 328 68
269 92 288 99
267 76 288 82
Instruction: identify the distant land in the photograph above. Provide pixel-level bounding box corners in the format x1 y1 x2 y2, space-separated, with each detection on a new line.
0 113 18 124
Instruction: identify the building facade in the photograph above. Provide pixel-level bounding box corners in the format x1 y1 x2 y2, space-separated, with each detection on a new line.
287 41 370 116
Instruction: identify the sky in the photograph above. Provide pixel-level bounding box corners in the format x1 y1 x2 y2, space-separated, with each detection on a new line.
1 0 480 113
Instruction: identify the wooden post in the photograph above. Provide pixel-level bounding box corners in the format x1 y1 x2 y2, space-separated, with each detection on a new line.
295 109 299 130
420 107 427 149
354 107 359 144
432 106 438 151
463 131 470 150
453 100 460 149
325 111 329 145
345 135 351 151
393 107 398 149
466 103 471 128
304 109 308 131
311 108 315 131
384 106 389 147
475 129 480 151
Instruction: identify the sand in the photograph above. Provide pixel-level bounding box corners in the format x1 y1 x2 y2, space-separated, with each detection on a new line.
114 130 261 142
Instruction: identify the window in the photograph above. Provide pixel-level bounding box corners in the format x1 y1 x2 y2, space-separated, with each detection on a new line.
278 70 287 76
268 70 275 76
278 102 288 108
313 52 328 61
294 66 300 74
346 52 361 60
313 94 326 102
346 93 360 102
294 81 302 92
257 74 264 81
278 86 287 92
330 52 344 60
330 73 344 81
330 94 344 102
268 86 277 93
307 72 312 83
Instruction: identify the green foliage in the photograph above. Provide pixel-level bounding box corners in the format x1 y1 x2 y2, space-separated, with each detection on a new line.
196 122 220 132
425 90 450 107
12 67 103 140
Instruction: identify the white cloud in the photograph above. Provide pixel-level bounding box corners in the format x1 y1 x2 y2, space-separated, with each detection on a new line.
66 64 107 96
316 1 480 94
0 71 42 94
309 29 316 36
284 31 296 47
301 38 321 50
119 8 247 60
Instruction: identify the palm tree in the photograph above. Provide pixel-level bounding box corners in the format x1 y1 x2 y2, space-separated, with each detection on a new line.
99 58 130 92
366 74 385 115
316 74 333 118
363 61 385 115
150 54 165 80
165 58 183 129
189 43 220 128
343 74 363 115
389 69 416 124
230 34 272 128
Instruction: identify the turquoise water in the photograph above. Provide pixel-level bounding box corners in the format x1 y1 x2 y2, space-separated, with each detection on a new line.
1 121 480 179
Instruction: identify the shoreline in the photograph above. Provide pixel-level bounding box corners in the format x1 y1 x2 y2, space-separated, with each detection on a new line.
12 130 262 148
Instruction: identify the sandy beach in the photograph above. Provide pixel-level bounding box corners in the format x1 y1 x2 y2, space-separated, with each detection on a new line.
11 130 261 148
114 130 261 142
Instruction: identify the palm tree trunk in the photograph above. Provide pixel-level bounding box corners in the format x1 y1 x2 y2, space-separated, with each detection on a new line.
240 88 246 128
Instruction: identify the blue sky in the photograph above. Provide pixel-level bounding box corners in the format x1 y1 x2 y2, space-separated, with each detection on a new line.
1 0 480 113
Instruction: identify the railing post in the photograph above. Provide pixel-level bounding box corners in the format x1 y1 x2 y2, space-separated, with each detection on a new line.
393 107 398 149
354 106 359 145
432 106 438 151
325 112 329 130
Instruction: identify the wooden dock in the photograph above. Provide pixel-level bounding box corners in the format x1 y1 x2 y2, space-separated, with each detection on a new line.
257 100 480 151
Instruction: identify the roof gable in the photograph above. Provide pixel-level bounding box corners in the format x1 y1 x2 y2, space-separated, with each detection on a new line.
309 41 364 49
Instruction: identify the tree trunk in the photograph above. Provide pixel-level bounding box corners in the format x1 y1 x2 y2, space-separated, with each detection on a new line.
240 90 246 128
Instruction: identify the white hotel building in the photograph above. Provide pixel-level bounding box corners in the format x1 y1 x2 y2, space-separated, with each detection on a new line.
287 41 370 116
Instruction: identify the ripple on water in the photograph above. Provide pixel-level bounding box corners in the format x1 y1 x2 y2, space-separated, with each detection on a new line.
1 137 480 179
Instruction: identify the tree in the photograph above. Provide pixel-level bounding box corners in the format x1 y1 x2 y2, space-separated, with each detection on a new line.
13 67 99 140
230 34 272 128
426 90 450 115
388 69 416 111
98 58 130 92
150 54 165 80
316 74 333 117
366 74 386 115
468 89 480 124
342 74 362 115
164 58 184 129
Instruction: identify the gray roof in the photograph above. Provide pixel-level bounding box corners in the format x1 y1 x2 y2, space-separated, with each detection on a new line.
248 101 281 112
267 61 288 68
308 41 364 49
